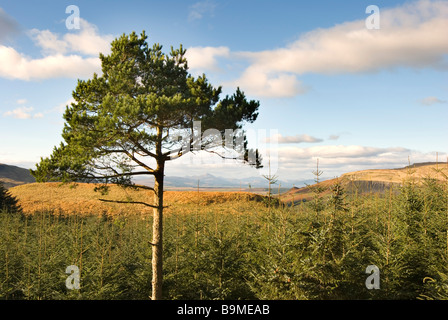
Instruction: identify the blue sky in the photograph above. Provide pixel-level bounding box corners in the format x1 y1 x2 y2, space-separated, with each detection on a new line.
0 0 447 182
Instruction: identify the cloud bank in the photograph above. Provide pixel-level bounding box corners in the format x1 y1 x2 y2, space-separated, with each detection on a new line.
185 46 230 73
0 18 113 80
3 106 43 119
266 133 324 144
187 0 448 98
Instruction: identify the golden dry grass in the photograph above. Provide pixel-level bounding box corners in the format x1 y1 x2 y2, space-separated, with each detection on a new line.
9 182 265 216
279 163 448 204
341 163 448 184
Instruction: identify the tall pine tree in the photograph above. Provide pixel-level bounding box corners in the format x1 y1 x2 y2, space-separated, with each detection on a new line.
31 31 262 300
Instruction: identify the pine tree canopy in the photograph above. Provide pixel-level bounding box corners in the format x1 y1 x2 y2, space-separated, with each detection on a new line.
31 31 262 186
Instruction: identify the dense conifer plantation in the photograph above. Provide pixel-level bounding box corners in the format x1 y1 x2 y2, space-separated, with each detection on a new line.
1 169 447 299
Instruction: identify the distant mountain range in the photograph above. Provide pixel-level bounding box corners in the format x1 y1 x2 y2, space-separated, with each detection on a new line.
0 164 35 188
0 163 311 190
133 173 315 192
3 162 445 193
156 173 313 190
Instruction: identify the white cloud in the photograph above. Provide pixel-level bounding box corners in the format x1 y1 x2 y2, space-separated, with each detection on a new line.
0 19 112 81
185 46 311 97
0 46 101 80
63 19 114 56
278 145 412 161
3 106 43 119
188 0 217 21
186 46 230 72
419 96 447 106
29 19 113 56
28 29 69 55
158 143 446 181
233 68 309 98
274 145 446 179
231 0 448 97
243 0 448 75
188 0 448 98
266 133 323 144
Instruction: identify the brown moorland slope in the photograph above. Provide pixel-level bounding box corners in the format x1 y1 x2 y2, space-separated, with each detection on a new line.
280 162 448 204
8 162 448 214
341 162 448 184
9 182 265 216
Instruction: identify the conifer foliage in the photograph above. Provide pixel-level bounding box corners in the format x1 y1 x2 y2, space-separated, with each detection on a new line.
0 182 21 212
0 168 448 299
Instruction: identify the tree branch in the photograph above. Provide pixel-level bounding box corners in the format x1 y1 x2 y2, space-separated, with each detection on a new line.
122 149 155 173
79 171 155 180
129 184 156 193
98 198 169 209
204 149 244 161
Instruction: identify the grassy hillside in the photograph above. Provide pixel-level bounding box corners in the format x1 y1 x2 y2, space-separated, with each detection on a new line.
0 164 35 188
341 162 448 184
8 162 448 213
280 162 448 204
9 182 266 216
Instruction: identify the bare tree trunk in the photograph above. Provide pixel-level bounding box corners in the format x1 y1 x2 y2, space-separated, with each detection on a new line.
152 160 164 300
152 127 165 300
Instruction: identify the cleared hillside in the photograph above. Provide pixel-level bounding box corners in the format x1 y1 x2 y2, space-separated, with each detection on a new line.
9 182 265 216
7 162 448 213
341 162 448 184
281 162 448 204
